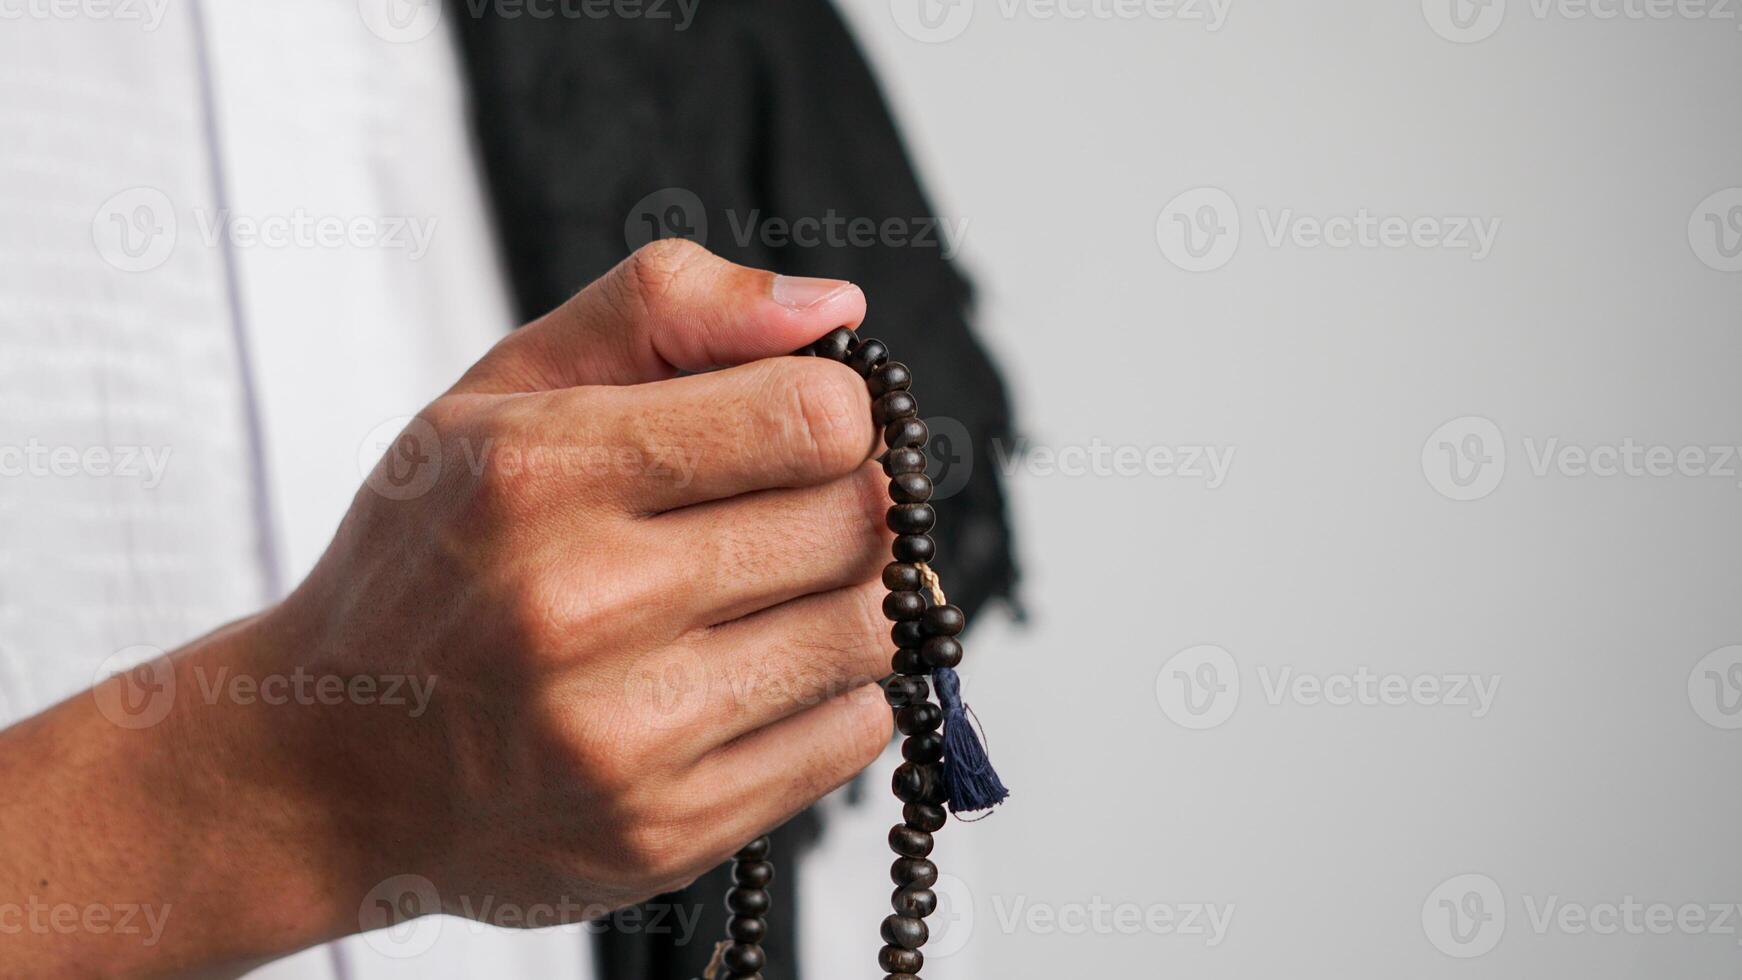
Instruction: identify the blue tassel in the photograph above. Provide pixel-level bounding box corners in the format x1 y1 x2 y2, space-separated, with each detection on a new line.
932 666 1009 814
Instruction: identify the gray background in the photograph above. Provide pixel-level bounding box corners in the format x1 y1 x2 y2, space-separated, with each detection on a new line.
826 0 1742 975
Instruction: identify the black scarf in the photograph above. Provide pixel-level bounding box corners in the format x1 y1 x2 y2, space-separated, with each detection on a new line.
451 5 1018 976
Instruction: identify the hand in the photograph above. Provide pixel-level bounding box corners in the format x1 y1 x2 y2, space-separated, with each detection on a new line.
275 239 898 922
0 240 898 977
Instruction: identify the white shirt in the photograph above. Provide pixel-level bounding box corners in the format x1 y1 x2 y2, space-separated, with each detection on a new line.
0 2 592 976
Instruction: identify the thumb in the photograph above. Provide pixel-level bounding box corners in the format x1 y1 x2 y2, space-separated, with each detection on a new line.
454 239 867 394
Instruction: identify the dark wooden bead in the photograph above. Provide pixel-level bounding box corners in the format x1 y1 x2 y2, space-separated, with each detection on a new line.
848 338 890 376
892 534 935 563
881 913 929 950
890 648 926 675
882 447 927 476
901 732 943 764
878 945 923 974
921 604 965 636
874 390 918 427
884 675 929 706
891 857 939 889
882 590 925 622
889 824 934 858
891 621 925 649
920 635 962 670
868 361 912 397
892 886 938 918
736 836 771 860
904 802 947 832
723 943 766 974
733 860 774 888
884 418 929 450
726 887 770 916
889 473 933 504
895 702 942 735
727 914 766 944
813 327 856 361
891 762 934 803
882 562 921 591
886 503 936 536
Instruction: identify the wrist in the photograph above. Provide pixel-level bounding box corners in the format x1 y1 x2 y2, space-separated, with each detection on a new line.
0 614 381 977
159 610 427 954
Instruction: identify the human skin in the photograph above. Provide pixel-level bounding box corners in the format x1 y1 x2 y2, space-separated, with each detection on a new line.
0 240 901 978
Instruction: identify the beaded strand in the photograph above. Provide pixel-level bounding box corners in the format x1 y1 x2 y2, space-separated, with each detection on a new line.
709 326 1002 980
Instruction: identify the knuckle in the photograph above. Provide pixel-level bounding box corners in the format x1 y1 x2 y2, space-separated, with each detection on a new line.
773 359 872 479
418 394 472 439
614 818 697 887
503 572 574 653
505 564 627 662
621 238 709 312
464 456 526 527
455 405 542 523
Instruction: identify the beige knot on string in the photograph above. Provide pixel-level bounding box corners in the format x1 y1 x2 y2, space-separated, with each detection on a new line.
916 561 948 606
701 939 729 980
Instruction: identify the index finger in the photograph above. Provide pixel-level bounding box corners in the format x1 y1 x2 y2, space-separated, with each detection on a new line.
559 355 880 514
